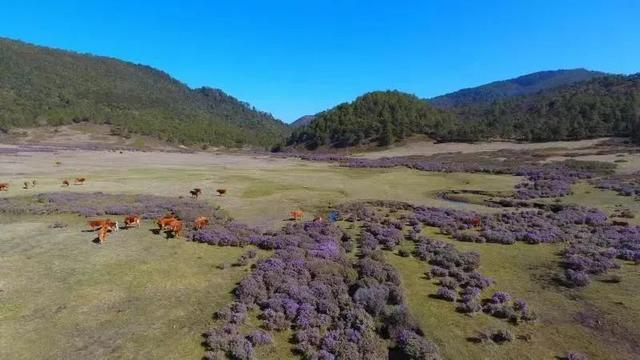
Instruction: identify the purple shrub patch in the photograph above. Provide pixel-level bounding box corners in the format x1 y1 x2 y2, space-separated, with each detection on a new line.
246 330 272 346
435 287 457 302
490 291 511 304
203 220 428 359
0 192 227 225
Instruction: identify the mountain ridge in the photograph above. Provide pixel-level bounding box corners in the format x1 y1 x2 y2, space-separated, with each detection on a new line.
429 68 609 108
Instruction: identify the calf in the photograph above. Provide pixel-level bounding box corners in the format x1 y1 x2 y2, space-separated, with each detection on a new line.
62 179 70 187
194 216 209 230
74 177 86 185
0 183 9 191
216 188 227 196
124 215 141 229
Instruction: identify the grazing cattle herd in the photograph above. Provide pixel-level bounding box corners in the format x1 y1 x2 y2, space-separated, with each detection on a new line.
1 178 308 244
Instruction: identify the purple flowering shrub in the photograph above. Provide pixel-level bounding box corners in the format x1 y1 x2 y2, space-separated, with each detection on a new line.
204 220 418 359
340 152 614 200
565 351 589 360
246 330 272 346
592 171 640 197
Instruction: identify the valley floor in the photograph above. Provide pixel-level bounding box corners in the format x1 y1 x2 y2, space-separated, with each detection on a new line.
0 138 639 359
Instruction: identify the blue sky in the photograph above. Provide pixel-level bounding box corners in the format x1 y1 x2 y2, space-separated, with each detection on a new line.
1 1 639 122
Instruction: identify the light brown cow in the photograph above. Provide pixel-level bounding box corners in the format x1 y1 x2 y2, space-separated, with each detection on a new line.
0 183 9 191
62 179 70 187
289 210 304 221
216 188 227 196
194 216 209 230
124 215 141 229
97 225 110 244
190 188 202 199
74 177 86 185
23 181 30 189
165 219 183 237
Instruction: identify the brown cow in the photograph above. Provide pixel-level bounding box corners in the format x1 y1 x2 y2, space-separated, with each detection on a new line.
471 217 482 227
74 177 86 185
157 216 177 231
62 179 70 187
124 215 141 229
194 216 209 230
88 219 119 231
190 188 202 199
165 219 183 237
289 210 304 221
0 183 8 191
216 188 227 196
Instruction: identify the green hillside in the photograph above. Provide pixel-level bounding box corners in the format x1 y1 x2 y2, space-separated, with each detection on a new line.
286 91 457 149
287 74 640 149
429 69 608 108
0 38 289 147
453 74 640 142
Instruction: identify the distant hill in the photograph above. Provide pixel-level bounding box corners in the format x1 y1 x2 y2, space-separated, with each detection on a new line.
429 69 608 108
290 115 316 128
0 38 289 147
452 73 640 143
286 91 457 149
286 74 640 150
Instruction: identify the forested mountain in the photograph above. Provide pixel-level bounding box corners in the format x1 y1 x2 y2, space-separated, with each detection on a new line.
452 74 640 142
429 69 607 108
0 38 289 147
286 91 458 149
290 115 316 128
287 74 640 149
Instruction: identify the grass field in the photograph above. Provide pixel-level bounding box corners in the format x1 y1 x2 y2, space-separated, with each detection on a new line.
1 141 638 359
387 228 640 360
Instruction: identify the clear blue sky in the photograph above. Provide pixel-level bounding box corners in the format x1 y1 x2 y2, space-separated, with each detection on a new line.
1 1 639 122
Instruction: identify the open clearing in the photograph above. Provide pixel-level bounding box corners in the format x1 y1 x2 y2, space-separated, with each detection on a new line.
1 139 639 359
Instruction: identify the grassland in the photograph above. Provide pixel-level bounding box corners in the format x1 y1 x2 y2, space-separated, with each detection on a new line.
1 140 639 359
387 228 640 360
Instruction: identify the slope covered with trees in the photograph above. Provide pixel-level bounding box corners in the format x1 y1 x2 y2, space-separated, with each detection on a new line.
286 91 458 149
429 69 607 108
0 38 289 147
453 74 640 142
287 74 640 150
